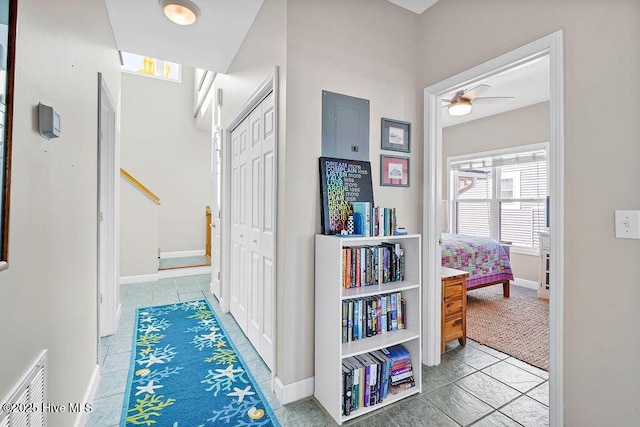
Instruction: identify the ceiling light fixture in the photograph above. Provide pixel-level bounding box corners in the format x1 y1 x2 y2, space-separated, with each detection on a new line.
160 0 200 26
448 99 472 116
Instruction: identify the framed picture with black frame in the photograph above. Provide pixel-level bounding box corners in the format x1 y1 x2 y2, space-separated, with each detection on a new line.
319 157 374 234
381 118 410 153
380 154 410 187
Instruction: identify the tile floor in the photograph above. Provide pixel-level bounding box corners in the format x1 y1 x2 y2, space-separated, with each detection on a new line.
88 275 549 426
158 255 211 269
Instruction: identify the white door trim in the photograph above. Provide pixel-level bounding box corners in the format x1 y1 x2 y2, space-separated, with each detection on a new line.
211 131 222 298
97 73 118 341
222 67 279 384
422 31 564 426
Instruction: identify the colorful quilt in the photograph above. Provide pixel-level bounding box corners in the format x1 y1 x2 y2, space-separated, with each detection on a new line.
441 233 514 288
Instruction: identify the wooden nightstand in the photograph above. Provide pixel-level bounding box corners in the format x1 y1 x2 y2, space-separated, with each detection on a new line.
441 267 469 354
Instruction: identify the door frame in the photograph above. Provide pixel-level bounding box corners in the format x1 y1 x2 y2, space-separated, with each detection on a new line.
97 73 118 342
221 66 279 379
422 31 564 425
210 130 222 297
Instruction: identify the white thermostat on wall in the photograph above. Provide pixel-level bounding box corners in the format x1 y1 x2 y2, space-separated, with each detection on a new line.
38 102 61 140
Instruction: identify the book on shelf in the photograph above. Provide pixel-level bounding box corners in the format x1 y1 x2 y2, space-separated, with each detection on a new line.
361 352 380 407
342 301 348 343
381 343 411 362
341 242 406 289
353 354 371 408
348 301 354 342
343 357 361 413
389 293 398 331
390 381 415 395
342 363 353 416
391 368 414 383
381 344 414 394
371 350 392 401
352 201 372 236
396 293 404 330
352 299 360 341
379 295 388 333
341 344 415 415
370 206 398 236
341 292 406 343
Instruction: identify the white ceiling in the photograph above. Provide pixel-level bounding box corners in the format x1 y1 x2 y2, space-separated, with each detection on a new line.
387 0 440 14
441 55 550 128
104 1 441 74
104 0 264 73
103 0 546 126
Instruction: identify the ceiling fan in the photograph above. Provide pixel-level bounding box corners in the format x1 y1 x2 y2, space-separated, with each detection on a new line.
442 84 514 116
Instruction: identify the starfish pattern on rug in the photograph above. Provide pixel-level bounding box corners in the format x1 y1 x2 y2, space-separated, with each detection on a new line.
227 385 255 402
214 364 243 380
142 354 165 368
141 324 161 334
135 380 164 396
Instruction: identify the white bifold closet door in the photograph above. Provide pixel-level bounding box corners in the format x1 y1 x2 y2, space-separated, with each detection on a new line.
230 91 275 370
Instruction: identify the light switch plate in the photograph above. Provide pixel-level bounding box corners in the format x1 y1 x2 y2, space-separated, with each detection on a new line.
614 210 640 239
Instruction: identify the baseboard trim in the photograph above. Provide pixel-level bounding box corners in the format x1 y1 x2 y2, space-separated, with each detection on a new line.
74 364 100 427
513 277 538 291
160 249 206 259
158 265 211 279
120 273 160 284
274 376 314 405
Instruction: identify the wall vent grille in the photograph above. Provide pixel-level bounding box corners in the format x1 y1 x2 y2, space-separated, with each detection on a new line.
0 350 47 427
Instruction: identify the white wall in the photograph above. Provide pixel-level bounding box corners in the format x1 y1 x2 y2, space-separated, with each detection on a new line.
214 0 286 130
282 0 420 385
120 181 159 277
443 102 550 282
216 0 421 390
0 0 121 426
420 0 640 424
212 0 287 380
120 67 210 256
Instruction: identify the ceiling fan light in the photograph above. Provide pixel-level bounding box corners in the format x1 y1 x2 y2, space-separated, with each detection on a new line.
160 0 200 26
448 100 472 116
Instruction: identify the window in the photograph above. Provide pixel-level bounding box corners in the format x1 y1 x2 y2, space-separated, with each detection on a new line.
448 144 548 253
120 51 182 82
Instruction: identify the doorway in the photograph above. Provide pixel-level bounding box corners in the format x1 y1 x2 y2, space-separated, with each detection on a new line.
223 69 279 372
97 73 118 341
422 32 564 425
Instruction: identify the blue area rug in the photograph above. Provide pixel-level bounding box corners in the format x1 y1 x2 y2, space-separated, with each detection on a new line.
121 299 280 426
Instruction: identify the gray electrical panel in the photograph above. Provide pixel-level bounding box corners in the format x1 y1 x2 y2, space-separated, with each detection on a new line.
321 90 369 161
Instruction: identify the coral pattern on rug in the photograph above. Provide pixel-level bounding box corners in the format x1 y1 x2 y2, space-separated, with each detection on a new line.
121 299 280 426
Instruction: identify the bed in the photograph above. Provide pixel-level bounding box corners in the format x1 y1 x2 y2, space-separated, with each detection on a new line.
441 233 514 297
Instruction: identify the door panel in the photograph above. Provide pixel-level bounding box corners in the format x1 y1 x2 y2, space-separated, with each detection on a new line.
252 157 261 231
261 257 274 369
247 105 263 350
263 151 274 234
230 121 249 333
248 250 261 347
229 91 275 370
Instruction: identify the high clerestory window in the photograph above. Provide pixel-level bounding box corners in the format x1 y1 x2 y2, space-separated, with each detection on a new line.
120 51 182 82
447 143 548 254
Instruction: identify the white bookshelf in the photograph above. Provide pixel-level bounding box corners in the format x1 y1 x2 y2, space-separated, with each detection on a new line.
314 234 422 425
